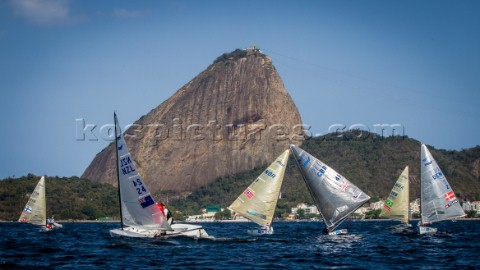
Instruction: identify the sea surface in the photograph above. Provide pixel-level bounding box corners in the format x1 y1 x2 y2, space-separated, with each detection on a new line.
1 220 479 269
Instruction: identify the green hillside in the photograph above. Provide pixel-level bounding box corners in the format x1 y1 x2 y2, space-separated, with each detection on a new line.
1 133 479 221
0 174 119 221
169 133 480 217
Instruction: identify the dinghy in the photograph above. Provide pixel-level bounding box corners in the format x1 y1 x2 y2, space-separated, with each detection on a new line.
109 112 209 239
419 144 465 234
290 145 370 235
228 150 290 236
379 166 412 232
18 176 63 231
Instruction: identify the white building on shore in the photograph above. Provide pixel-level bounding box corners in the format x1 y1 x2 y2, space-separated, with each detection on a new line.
462 201 480 213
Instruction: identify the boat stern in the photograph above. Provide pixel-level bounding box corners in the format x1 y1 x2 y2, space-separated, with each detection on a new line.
419 226 437 235
328 229 348 235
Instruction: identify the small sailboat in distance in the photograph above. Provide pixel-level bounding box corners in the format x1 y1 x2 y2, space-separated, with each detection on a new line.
379 166 412 231
18 176 62 231
228 149 290 235
109 112 209 238
419 144 465 234
290 145 370 235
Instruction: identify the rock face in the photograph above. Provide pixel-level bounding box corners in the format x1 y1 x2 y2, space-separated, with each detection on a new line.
82 48 304 192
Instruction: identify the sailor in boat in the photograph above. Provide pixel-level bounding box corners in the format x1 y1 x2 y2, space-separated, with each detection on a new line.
46 216 56 230
322 227 329 235
260 225 273 234
156 203 173 225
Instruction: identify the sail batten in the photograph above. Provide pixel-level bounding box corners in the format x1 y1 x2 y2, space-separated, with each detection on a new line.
290 145 370 232
228 150 289 227
380 166 409 224
420 144 465 224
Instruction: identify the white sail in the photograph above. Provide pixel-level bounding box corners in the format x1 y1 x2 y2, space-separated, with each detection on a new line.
420 144 465 224
114 113 171 231
228 149 289 227
18 176 46 226
379 166 409 224
290 145 370 232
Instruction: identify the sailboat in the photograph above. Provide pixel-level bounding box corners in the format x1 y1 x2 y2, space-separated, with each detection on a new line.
290 145 370 235
18 176 63 231
379 166 412 231
109 112 209 238
419 144 465 234
228 149 290 235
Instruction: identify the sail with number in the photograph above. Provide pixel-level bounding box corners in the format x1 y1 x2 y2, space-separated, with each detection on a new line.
114 113 171 231
228 149 290 227
290 145 370 232
18 176 47 226
380 166 410 224
420 144 465 224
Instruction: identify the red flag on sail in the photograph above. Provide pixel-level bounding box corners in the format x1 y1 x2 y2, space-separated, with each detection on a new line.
243 187 255 199
443 191 455 201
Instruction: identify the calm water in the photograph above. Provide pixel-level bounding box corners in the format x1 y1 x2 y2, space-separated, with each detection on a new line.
1 220 479 269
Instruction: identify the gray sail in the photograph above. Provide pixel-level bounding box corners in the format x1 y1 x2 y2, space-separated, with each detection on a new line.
115 114 171 231
420 144 465 224
290 145 370 231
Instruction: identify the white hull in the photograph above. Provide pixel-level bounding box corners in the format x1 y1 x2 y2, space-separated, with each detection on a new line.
419 226 437 234
40 223 62 232
110 223 209 239
328 229 348 235
247 226 273 236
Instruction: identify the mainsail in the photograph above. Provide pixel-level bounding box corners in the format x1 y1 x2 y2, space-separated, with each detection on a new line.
290 145 370 232
228 149 290 227
114 113 171 231
420 144 465 224
379 166 409 224
18 176 47 226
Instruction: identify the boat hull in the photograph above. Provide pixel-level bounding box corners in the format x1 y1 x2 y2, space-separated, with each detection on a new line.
247 226 273 236
110 223 209 239
328 229 348 235
419 226 437 234
40 222 63 232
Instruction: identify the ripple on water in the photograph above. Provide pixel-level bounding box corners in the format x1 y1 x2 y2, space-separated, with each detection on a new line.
0 221 479 269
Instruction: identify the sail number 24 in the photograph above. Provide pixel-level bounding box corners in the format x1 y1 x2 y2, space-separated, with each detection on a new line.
132 178 147 195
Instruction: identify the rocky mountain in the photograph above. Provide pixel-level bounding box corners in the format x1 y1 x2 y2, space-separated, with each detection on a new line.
82 48 304 192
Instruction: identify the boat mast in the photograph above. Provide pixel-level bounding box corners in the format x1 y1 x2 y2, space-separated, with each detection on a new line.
420 145 425 226
114 112 124 230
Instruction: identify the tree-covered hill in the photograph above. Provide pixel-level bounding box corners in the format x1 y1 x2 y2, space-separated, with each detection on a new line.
0 174 119 221
169 133 480 217
1 133 479 221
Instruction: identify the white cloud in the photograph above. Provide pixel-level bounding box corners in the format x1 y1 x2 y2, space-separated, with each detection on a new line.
112 8 146 19
9 0 70 26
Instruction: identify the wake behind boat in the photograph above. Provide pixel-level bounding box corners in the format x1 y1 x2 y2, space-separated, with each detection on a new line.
109 112 209 239
18 176 62 232
290 145 370 235
228 149 290 236
419 144 465 234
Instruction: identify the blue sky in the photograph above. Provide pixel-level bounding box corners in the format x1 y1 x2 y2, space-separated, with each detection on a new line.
0 0 479 178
